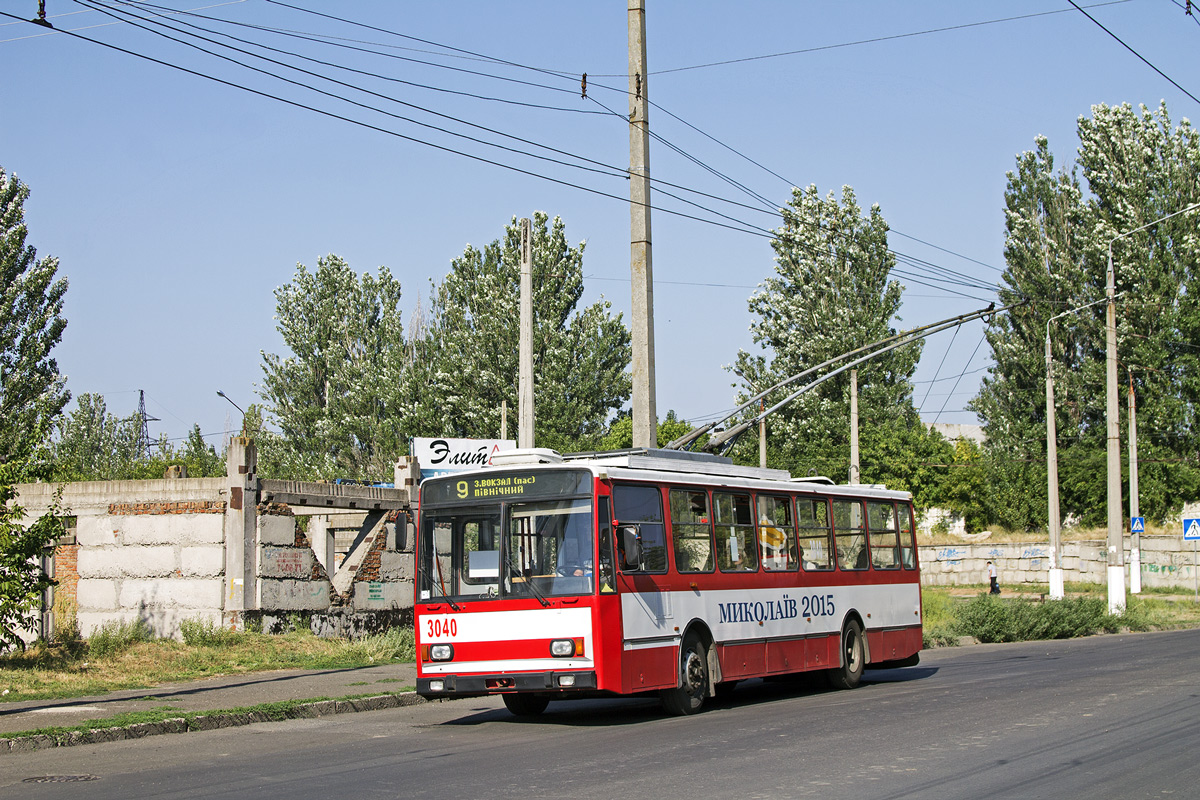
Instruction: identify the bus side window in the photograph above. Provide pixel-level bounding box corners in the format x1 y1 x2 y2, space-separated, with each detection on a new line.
867 501 900 570
757 495 797 571
832 499 867 570
670 489 714 572
898 503 917 569
612 484 667 573
797 497 833 570
597 497 616 592
714 492 757 572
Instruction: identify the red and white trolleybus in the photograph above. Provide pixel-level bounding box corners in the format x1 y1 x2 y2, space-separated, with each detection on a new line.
415 448 922 716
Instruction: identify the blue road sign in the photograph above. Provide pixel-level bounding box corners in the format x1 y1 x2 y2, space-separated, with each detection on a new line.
1185 519 1200 541
1131 517 1145 533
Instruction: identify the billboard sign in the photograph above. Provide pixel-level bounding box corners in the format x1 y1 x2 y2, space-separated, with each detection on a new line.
412 437 516 480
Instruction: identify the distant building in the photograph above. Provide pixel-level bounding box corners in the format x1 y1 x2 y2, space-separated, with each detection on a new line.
927 423 986 446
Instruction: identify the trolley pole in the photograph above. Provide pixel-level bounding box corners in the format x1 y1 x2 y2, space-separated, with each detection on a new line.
628 0 657 449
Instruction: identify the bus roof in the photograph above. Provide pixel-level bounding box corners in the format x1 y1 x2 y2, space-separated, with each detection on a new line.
461 448 913 501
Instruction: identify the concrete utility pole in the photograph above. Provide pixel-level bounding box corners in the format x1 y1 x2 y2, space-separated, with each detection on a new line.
1128 369 1141 594
849 369 860 485
1045 328 1064 600
1045 297 1108 600
1104 241 1124 613
628 0 657 449
1106 202 1200 613
518 218 534 449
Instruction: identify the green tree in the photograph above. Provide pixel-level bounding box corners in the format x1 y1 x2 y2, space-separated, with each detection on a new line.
259 256 408 480
0 168 69 468
49 394 224 481
732 185 935 486
971 136 1091 529
49 393 142 481
975 103 1200 526
177 424 225 477
405 213 630 452
0 461 63 650
937 438 989 532
601 410 695 451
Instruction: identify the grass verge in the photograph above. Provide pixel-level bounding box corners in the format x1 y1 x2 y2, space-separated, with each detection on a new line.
923 585 1200 647
1 625 415 702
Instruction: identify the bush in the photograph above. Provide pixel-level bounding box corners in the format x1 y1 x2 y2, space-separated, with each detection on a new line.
87 618 153 659
954 594 1128 643
921 590 960 647
180 617 241 647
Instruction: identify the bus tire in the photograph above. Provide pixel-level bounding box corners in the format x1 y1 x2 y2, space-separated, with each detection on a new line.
502 693 549 717
828 619 865 690
661 633 709 715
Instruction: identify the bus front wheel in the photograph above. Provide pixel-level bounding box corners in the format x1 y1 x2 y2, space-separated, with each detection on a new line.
661 633 709 715
502 693 549 717
828 619 865 690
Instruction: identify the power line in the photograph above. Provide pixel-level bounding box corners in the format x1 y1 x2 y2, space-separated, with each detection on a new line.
1067 0 1200 105
88 2 794 240
119 0 609 115
639 1 1137 76
243 0 1004 293
14 7 774 242
250 1 1006 297
34 4 1001 303
931 333 989 424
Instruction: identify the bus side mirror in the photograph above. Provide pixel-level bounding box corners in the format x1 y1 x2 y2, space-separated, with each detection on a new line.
618 524 642 569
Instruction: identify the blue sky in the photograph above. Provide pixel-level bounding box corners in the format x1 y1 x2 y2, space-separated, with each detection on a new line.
2 1 1197 451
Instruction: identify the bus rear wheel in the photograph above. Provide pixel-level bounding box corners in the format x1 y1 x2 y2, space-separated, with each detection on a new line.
828 619 865 690
502 693 549 717
661 633 709 715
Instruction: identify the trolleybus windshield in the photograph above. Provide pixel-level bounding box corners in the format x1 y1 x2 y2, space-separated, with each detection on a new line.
418 469 595 603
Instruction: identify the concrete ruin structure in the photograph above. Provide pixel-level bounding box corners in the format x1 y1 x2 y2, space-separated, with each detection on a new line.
14 438 417 641
11 443 1200 645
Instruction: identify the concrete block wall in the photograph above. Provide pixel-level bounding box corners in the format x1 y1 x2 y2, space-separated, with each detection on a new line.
256 506 332 613
919 535 1200 590
75 500 227 638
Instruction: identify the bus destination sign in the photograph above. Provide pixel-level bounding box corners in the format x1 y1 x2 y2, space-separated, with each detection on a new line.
422 469 591 506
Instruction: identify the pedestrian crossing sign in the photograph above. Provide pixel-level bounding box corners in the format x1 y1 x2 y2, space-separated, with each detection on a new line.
1185 519 1200 541
1131 517 1145 533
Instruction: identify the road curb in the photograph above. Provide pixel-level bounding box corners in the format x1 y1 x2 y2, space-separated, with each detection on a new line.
0 692 429 755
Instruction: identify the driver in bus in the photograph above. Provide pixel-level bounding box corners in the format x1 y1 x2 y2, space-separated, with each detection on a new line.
557 538 593 577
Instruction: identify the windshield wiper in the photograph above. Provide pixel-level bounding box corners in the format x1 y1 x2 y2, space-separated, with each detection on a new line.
415 556 460 611
507 564 551 607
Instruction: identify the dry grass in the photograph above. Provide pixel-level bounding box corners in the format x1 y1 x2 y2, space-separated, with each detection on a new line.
0 626 414 702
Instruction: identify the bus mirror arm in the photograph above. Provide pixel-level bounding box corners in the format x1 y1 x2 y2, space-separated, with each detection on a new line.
619 524 642 569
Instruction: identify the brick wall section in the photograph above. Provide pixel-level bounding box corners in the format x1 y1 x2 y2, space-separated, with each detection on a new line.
352 531 387 583
53 542 80 627
109 501 226 515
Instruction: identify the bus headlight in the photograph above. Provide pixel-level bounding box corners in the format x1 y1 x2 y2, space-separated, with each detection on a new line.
550 639 574 657
430 644 454 661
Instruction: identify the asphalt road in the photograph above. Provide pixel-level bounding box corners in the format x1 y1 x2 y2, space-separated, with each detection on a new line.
5 629 1200 800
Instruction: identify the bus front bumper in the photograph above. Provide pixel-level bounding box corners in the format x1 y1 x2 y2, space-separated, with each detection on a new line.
417 671 598 698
